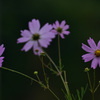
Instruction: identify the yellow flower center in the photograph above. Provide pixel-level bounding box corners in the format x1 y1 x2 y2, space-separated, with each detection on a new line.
56 27 63 33
95 49 100 57
32 33 40 40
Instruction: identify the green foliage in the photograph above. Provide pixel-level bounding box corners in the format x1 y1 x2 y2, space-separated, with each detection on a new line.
63 84 88 100
72 84 88 100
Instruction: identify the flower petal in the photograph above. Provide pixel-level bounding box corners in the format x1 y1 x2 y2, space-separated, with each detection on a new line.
21 41 34 52
87 37 96 50
17 37 30 43
60 34 65 39
29 19 40 33
82 43 93 53
39 39 50 48
21 30 32 37
0 44 5 56
39 23 52 34
41 32 55 39
60 20 66 28
97 40 100 49
91 58 98 69
82 53 95 62
55 20 59 27
63 25 69 30
63 31 70 35
0 57 4 67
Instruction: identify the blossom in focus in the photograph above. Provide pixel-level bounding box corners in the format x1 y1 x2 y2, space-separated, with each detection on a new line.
82 37 100 69
0 44 5 67
52 20 70 39
17 19 55 55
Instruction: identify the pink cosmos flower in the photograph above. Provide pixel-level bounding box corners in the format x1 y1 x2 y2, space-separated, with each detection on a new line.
0 44 5 67
52 20 70 38
82 37 100 69
17 19 55 55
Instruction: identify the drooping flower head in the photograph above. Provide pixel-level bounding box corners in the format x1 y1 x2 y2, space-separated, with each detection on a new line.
52 20 70 39
0 44 5 67
17 19 55 55
82 37 100 69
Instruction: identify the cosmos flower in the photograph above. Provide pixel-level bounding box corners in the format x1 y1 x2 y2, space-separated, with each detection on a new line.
17 19 55 55
52 20 70 38
82 37 100 69
0 44 5 67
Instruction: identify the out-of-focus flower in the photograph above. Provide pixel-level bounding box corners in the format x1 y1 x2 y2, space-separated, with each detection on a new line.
52 20 70 38
0 44 5 67
17 19 55 55
82 37 100 69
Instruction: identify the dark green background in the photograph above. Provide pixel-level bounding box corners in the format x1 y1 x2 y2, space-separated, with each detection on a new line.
1 0 100 100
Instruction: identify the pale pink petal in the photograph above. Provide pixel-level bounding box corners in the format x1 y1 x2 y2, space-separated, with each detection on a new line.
82 53 95 62
21 41 34 52
21 30 32 37
63 31 70 35
60 20 66 28
91 58 98 69
60 34 65 39
28 19 40 33
0 57 4 67
41 32 55 39
39 23 52 34
39 39 50 48
82 43 93 53
53 24 57 29
63 25 69 30
55 20 59 27
97 40 100 49
0 44 5 56
87 37 96 50
98 58 100 67
17 37 30 43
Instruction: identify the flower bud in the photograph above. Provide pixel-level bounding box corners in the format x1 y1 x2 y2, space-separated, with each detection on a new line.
84 68 89 72
34 71 38 75
40 52 45 56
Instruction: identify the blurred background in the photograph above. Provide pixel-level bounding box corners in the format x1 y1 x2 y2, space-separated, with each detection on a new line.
1 0 100 100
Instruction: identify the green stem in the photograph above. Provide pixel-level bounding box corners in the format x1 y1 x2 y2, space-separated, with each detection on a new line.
0 67 60 100
45 52 70 95
48 88 60 100
87 72 93 91
1 67 39 83
92 92 94 100
94 83 100 93
58 34 62 71
93 70 95 90
41 56 48 87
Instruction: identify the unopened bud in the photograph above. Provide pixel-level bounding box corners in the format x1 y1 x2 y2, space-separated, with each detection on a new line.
34 71 38 75
84 68 90 72
40 52 45 56
99 81 100 84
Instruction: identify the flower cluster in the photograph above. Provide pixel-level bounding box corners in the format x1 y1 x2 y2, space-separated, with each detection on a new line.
17 19 70 55
0 44 5 67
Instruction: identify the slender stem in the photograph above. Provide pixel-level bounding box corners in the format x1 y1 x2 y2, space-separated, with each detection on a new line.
45 52 70 95
36 74 41 82
48 88 60 100
87 72 93 91
1 67 39 83
0 67 60 100
92 92 94 100
94 83 100 93
41 56 48 87
58 34 61 71
93 70 95 90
